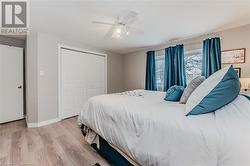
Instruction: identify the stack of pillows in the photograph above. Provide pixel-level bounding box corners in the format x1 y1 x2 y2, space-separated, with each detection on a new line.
164 65 240 115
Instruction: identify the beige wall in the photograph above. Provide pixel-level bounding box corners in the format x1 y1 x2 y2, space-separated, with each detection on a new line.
26 32 38 123
123 24 250 91
107 53 124 93
124 52 146 91
26 32 124 123
220 24 250 77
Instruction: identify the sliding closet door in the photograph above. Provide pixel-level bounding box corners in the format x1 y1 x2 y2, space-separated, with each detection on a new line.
0 45 23 123
85 53 105 99
61 48 106 119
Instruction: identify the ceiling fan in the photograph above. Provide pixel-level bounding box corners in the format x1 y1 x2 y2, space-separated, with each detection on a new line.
92 11 142 39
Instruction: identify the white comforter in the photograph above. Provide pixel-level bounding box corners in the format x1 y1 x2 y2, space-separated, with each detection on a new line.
79 90 250 166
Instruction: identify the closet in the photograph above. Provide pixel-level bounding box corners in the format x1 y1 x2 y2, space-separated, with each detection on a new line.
60 47 106 119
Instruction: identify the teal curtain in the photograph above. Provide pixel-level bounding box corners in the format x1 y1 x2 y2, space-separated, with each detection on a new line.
145 51 157 91
202 37 222 78
164 45 186 91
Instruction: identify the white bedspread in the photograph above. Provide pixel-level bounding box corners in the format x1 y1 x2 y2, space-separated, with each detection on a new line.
79 90 250 166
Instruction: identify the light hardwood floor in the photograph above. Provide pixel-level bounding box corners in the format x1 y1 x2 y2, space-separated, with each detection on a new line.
0 117 110 166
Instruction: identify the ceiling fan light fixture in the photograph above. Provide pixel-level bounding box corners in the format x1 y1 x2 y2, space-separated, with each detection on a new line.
93 11 142 39
116 34 121 38
116 28 122 34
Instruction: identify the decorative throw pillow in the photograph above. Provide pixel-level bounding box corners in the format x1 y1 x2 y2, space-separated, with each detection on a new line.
185 65 240 116
164 85 184 102
179 76 206 104
241 94 250 100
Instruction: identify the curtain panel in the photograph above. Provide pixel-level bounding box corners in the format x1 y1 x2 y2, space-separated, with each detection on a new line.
202 37 222 78
164 44 186 91
145 51 157 91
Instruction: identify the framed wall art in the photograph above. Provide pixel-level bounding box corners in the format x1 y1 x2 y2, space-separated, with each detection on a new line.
233 67 241 78
222 48 245 64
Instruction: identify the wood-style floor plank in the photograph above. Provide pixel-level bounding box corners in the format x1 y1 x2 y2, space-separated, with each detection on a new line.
0 117 110 166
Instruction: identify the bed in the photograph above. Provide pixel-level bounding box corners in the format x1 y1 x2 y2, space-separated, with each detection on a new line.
78 90 250 166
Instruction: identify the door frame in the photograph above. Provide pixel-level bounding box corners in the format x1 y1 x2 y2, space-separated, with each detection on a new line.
58 44 107 120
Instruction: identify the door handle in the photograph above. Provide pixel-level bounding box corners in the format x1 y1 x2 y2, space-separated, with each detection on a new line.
18 86 22 89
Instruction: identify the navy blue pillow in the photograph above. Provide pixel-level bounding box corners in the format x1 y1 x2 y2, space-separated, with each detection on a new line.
164 85 184 101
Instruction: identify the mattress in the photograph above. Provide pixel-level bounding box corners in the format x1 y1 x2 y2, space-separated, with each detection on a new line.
79 90 250 166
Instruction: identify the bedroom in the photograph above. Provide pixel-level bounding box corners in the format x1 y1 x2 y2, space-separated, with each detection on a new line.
0 0 250 166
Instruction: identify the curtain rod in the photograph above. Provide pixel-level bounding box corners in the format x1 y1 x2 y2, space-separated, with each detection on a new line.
153 32 219 52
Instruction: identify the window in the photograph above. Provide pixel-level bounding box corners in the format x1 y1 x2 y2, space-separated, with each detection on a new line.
184 52 202 83
155 45 203 91
155 55 165 91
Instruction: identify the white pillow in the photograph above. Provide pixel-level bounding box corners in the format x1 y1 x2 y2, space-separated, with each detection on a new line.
185 65 240 116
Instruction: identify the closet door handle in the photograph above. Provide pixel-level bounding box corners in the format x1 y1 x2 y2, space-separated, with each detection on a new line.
18 86 22 89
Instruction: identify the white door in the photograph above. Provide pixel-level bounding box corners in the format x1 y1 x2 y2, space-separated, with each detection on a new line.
61 48 106 119
0 45 23 123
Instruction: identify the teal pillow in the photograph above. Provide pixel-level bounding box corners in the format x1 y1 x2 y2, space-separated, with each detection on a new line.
186 65 240 116
241 94 250 100
164 85 184 101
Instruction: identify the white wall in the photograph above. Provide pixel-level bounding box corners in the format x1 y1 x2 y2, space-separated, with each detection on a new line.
123 24 250 91
26 32 124 123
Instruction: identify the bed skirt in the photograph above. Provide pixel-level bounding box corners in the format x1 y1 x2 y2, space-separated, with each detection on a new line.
80 124 139 166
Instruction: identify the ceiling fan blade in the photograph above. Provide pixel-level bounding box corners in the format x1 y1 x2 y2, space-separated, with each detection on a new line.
127 26 144 35
104 25 117 39
92 21 115 26
122 11 138 25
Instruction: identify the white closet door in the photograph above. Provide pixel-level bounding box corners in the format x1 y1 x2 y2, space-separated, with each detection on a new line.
85 54 105 99
61 48 105 119
0 45 23 123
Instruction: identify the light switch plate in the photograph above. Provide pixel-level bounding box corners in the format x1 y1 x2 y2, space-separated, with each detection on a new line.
39 70 45 76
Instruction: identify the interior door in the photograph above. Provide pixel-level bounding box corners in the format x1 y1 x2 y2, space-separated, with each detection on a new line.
0 45 24 123
61 48 105 119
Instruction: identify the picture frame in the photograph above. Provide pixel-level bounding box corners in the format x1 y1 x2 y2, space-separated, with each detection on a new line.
233 67 241 78
222 48 245 64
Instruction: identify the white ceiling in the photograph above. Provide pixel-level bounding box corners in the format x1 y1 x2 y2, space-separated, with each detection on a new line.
30 0 250 54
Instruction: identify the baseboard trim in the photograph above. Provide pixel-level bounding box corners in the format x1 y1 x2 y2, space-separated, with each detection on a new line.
27 118 61 128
